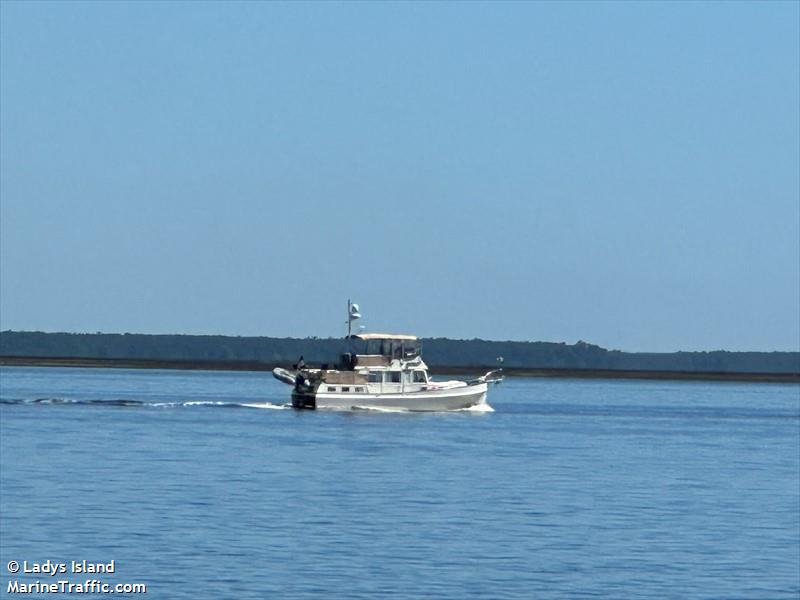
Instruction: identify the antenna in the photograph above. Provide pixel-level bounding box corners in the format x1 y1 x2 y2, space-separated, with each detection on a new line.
346 299 361 338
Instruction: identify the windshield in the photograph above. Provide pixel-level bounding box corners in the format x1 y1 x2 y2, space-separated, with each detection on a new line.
363 339 421 359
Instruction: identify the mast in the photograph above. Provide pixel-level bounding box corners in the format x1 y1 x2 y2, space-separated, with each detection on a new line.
347 299 361 338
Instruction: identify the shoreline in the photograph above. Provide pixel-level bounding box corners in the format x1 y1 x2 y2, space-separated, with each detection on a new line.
1 356 797 384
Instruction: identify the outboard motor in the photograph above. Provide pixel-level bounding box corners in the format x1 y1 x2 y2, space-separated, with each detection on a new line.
292 373 316 409
295 373 311 392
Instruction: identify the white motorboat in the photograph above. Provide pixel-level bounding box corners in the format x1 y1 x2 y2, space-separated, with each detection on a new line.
272 303 501 411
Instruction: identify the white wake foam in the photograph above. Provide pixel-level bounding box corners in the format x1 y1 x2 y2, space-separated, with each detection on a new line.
457 401 495 413
183 401 231 407
239 402 290 410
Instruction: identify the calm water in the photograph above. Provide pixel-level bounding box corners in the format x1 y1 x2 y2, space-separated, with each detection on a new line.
1 366 798 599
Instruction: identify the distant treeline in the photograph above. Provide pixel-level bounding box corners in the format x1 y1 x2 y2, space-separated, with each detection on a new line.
1 331 798 375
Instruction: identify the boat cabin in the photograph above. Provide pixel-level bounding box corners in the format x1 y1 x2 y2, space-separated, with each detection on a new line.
316 333 430 393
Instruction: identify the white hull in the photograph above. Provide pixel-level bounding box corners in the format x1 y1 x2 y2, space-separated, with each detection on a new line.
293 382 488 412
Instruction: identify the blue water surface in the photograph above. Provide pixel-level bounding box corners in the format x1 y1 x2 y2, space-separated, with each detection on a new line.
1 366 798 599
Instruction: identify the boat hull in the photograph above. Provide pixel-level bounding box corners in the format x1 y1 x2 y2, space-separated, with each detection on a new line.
292 382 488 412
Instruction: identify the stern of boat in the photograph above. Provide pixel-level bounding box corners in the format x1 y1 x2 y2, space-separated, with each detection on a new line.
291 391 316 410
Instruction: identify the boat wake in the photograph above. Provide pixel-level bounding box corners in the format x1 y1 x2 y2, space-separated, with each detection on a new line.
0 397 290 410
1 397 149 407
239 402 290 410
457 401 495 413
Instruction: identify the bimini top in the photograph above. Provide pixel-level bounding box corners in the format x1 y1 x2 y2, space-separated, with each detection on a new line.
352 333 418 341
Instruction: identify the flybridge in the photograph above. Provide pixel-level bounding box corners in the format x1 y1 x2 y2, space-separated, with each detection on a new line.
345 301 420 359
353 335 421 361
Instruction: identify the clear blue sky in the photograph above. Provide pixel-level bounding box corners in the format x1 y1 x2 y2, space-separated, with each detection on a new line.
1 1 798 352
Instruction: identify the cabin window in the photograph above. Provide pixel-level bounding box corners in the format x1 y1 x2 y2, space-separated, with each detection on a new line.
327 386 336 392
385 371 401 384
413 371 427 383
355 387 364 393
342 386 350 392
367 372 381 383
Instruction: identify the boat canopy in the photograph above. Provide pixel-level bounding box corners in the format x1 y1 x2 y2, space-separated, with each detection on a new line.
350 334 421 360
353 333 418 341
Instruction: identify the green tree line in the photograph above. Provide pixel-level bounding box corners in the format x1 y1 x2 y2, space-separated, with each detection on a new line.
1 331 798 374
